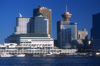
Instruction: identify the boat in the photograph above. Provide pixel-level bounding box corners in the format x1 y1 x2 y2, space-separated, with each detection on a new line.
0 52 12 57
16 54 25 57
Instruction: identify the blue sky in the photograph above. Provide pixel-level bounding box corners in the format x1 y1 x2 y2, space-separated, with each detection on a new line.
0 0 100 44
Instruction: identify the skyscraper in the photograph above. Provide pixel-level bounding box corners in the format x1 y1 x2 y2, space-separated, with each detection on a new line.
14 14 31 34
33 13 49 34
92 13 100 49
60 23 78 48
57 9 78 48
33 6 51 37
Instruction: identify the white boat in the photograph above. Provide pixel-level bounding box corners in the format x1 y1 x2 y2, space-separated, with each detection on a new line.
1 53 12 57
16 54 25 57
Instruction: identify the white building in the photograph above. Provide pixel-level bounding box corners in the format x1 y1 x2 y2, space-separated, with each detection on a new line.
5 34 54 48
14 17 31 34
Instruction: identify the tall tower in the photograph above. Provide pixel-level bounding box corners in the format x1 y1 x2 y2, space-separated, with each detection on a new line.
57 6 77 48
57 6 72 36
92 13 100 49
33 6 51 37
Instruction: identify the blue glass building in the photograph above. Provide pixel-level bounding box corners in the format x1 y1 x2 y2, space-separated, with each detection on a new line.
57 22 77 48
93 13 100 49
33 13 49 34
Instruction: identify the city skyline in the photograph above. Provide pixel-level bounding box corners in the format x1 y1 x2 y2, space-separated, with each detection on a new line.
0 0 100 44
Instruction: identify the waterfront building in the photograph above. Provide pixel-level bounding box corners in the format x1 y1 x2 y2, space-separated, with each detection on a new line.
57 9 78 48
5 34 54 48
33 6 52 36
5 7 54 48
92 13 100 49
0 43 77 55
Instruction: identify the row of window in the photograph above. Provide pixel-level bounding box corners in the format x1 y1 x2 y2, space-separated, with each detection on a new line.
20 42 31 43
21 44 53 47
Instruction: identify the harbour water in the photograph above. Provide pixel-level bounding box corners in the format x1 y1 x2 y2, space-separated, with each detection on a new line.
0 57 100 66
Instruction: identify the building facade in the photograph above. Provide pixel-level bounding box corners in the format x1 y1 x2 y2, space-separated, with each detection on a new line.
78 29 88 40
33 13 49 34
5 34 53 48
14 17 31 34
60 23 78 48
77 28 88 46
33 6 51 36
92 13 100 49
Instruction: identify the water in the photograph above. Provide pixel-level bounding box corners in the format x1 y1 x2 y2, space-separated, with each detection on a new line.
0 57 100 66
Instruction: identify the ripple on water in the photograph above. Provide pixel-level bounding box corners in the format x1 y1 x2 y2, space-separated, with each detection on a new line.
0 57 100 66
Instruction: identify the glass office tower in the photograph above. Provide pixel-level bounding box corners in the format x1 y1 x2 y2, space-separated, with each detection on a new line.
60 23 78 48
33 6 51 37
33 13 49 34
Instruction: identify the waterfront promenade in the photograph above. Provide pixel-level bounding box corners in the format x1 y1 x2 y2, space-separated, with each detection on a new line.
0 48 77 55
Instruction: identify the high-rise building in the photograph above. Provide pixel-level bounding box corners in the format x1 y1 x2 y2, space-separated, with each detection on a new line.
92 13 100 49
33 13 49 34
57 10 78 48
78 28 88 40
33 6 51 37
60 23 78 48
14 16 31 34
78 28 88 46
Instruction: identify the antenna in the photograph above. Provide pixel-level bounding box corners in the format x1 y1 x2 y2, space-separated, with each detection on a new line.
66 5 67 12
